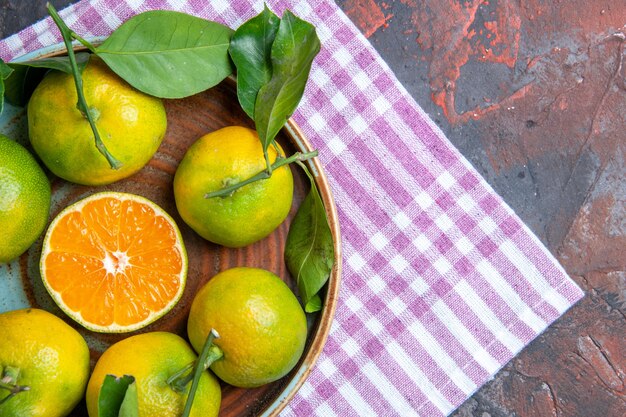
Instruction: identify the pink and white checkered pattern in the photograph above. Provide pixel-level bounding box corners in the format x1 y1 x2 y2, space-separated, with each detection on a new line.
0 1 584 415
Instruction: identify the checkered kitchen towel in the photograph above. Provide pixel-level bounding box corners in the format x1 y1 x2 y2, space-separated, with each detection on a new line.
0 1 584 415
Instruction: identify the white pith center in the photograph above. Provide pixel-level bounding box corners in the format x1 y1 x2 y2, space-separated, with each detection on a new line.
102 250 130 275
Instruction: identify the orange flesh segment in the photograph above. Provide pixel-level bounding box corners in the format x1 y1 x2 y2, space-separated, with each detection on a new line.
44 196 184 328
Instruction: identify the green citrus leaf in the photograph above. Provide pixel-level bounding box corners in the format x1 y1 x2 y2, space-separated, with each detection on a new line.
0 78 5 116
0 58 12 79
9 52 90 74
118 381 139 417
3 65 41 107
96 10 234 99
305 294 323 313
229 5 280 119
285 163 334 311
0 58 13 115
3 53 90 107
254 9 320 151
98 374 137 417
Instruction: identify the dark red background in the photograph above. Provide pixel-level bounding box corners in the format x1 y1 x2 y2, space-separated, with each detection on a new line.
1 1 624 415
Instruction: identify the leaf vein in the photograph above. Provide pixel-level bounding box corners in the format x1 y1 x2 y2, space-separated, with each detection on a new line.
296 198 320 298
97 43 230 55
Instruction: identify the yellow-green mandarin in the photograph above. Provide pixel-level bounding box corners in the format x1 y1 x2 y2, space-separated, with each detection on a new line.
28 56 166 185
86 332 221 417
187 267 307 388
0 308 90 417
0 134 50 262
173 126 293 248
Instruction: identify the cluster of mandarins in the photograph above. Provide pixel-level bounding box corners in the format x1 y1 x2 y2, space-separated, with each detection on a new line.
1 57 305 417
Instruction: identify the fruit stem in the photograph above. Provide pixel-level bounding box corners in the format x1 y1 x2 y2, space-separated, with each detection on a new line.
0 366 30 405
181 329 223 417
263 148 273 176
271 141 283 158
70 31 98 54
46 3 122 170
166 362 195 392
204 150 318 199
263 141 285 176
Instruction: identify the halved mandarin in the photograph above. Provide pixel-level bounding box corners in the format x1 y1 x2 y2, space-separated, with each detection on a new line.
40 192 187 333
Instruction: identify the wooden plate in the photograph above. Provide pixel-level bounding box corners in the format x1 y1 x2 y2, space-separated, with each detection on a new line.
0 42 341 417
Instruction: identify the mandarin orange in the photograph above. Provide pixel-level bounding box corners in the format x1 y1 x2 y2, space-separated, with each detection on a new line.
40 192 187 332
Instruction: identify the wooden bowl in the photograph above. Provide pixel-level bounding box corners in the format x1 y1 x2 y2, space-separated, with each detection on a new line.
0 42 341 417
